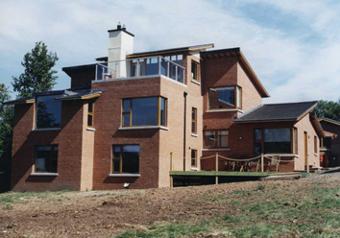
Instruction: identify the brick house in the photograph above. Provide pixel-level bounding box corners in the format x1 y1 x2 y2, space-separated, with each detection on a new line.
8 25 324 191
319 118 340 167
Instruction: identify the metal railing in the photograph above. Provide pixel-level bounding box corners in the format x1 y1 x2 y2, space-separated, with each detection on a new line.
95 56 185 83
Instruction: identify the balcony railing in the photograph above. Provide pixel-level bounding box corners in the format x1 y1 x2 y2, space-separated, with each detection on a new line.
95 56 185 83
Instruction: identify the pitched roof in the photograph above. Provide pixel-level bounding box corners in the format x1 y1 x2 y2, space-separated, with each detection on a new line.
319 117 340 126
235 101 318 123
200 48 269 98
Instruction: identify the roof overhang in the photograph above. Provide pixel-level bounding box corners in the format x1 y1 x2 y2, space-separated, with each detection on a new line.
201 48 269 98
234 118 297 124
62 64 96 77
319 117 340 126
4 98 35 105
126 43 214 59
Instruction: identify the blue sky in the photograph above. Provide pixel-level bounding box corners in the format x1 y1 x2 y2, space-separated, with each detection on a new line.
0 0 339 102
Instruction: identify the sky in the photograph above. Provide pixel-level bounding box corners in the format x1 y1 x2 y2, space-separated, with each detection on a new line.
0 0 339 103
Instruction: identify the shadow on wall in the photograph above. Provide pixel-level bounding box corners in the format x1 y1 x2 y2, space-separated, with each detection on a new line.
11 101 81 189
0 151 11 192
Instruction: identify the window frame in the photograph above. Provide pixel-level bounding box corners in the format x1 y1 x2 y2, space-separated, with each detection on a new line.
121 96 167 128
191 60 200 82
35 94 62 129
254 128 293 154
191 149 198 168
87 101 94 128
208 86 242 110
191 107 197 134
33 144 58 174
203 129 229 149
111 144 140 175
314 136 318 154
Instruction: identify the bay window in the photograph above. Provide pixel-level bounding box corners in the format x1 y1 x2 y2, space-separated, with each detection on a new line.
208 86 241 110
122 97 167 127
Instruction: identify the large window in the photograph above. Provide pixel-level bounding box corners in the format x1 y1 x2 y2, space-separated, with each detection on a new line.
36 95 61 129
204 130 229 148
122 97 167 127
34 145 58 173
254 128 292 154
208 86 241 110
112 145 140 174
191 107 197 134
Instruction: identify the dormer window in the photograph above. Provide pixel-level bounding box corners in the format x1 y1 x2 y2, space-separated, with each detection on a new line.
36 95 61 129
208 86 242 110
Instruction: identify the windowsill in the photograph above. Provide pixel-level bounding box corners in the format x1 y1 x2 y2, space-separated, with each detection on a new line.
86 127 96 132
119 126 169 131
32 128 61 131
191 79 201 85
191 133 198 137
108 173 141 177
30 172 58 176
202 148 231 151
191 167 199 171
206 109 243 113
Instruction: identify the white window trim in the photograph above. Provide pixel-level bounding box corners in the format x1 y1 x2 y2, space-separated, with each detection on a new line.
30 172 59 176
119 125 169 131
108 173 141 177
32 128 61 132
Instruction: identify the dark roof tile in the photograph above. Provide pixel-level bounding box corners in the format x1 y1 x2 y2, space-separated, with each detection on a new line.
235 101 318 123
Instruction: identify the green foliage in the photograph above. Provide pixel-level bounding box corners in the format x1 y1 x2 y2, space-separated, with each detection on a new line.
116 222 209 238
12 41 58 98
0 84 13 158
315 99 340 121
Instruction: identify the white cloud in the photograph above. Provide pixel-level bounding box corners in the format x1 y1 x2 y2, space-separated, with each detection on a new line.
0 0 339 102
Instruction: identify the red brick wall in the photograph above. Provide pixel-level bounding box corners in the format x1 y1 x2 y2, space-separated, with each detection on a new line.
91 77 162 189
11 101 84 191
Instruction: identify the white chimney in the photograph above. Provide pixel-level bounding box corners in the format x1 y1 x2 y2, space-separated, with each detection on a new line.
107 24 134 78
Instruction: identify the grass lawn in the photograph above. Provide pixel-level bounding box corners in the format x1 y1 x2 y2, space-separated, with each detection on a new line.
117 182 340 238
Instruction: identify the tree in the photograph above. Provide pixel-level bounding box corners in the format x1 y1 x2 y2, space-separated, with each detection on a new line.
0 84 13 158
315 99 340 121
12 41 58 98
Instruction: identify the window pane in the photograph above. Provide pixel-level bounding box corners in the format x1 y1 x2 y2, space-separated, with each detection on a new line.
88 102 93 113
123 99 130 112
131 97 158 126
87 115 93 127
36 95 61 128
204 131 216 148
264 128 291 153
145 57 159 75
112 145 140 174
191 149 197 167
160 98 167 126
35 145 58 173
209 87 235 109
191 61 199 81
191 108 197 134
123 113 130 127
218 130 228 147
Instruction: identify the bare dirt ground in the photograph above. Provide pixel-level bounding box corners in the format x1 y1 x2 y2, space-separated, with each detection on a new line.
0 173 339 238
